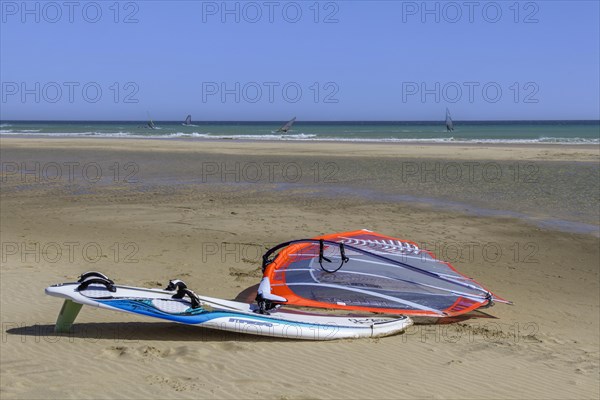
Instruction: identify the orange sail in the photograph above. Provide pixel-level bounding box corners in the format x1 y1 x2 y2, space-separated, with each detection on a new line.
259 230 510 317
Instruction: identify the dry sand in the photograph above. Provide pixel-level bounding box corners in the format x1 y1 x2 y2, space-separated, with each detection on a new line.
1 138 598 399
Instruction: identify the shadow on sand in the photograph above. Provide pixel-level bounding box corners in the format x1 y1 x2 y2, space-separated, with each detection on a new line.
4 321 298 343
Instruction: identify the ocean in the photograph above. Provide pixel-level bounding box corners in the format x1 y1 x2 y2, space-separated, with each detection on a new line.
1 120 598 144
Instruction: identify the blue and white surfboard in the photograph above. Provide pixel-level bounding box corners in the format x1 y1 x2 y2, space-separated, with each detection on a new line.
45 281 412 340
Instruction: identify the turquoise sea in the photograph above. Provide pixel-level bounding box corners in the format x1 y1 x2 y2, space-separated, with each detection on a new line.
1 120 598 144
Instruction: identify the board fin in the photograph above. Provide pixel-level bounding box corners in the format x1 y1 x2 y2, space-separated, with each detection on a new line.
54 299 83 333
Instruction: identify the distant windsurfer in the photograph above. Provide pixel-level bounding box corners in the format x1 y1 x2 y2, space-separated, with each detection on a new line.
277 117 296 133
445 108 454 132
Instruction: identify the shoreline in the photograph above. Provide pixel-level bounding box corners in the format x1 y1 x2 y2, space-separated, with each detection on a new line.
2 136 599 162
1 133 599 148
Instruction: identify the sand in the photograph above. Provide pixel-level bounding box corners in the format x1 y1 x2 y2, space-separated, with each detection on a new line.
1 137 598 399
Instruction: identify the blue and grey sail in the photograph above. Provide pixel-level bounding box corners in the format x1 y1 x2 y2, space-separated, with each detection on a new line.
445 108 454 132
277 117 296 133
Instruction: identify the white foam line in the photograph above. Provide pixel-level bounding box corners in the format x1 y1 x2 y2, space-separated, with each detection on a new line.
1 130 597 144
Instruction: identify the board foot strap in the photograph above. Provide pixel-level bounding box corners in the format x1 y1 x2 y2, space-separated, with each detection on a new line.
165 280 202 309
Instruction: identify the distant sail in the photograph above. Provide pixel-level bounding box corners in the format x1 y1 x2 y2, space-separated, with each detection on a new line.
445 108 454 132
277 117 296 133
183 115 192 126
146 111 157 130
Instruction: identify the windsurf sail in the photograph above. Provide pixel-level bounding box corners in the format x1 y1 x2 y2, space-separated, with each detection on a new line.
258 230 510 317
146 111 157 129
277 117 296 133
183 115 192 125
445 108 454 132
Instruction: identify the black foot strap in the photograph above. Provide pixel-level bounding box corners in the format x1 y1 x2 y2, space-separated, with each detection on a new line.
77 276 116 292
78 271 114 284
165 279 201 309
254 294 276 315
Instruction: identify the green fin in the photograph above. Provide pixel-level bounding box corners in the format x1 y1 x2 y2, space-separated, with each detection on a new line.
55 300 83 333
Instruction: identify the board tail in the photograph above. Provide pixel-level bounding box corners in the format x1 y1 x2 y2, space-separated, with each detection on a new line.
55 299 83 333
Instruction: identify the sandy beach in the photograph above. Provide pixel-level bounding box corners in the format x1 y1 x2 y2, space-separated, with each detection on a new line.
1 137 599 399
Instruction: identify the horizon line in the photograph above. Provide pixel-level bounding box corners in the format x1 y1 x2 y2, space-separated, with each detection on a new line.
2 119 599 123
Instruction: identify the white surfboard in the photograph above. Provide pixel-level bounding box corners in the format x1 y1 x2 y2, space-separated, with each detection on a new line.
45 277 412 341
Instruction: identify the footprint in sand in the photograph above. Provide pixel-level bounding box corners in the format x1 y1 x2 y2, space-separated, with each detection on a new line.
101 345 129 358
135 345 165 358
217 342 248 353
145 375 204 392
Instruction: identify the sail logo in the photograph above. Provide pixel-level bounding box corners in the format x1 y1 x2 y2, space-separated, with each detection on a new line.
348 318 390 325
228 318 273 328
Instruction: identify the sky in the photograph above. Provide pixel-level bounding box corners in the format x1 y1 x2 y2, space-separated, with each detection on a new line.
1 0 599 121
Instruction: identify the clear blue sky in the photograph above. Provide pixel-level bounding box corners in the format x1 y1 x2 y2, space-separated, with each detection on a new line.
1 0 599 120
